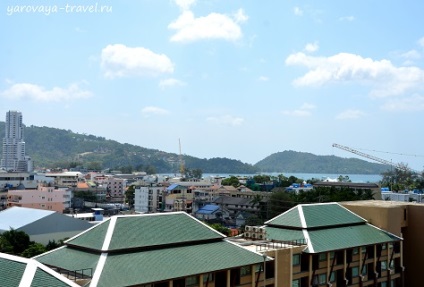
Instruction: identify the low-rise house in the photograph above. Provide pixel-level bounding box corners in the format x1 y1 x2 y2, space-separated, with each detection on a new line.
43 171 82 188
194 204 230 221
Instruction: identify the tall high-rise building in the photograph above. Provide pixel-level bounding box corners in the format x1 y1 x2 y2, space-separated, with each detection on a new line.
1 110 33 172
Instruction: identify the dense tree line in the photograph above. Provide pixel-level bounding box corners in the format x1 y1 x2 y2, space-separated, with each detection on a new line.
0 229 65 258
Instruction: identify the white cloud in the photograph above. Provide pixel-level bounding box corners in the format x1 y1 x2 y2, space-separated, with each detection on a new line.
418 37 424 48
174 0 196 11
0 82 92 102
101 44 174 79
304 42 319 53
234 8 248 23
206 115 244 126
258 76 269 81
381 95 424 111
285 52 424 98
293 6 303 16
168 9 247 43
336 109 365 120
339 16 355 21
282 103 315 117
141 106 170 117
159 78 186 89
400 50 421 60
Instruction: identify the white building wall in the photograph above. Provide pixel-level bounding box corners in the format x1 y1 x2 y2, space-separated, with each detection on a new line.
134 186 149 213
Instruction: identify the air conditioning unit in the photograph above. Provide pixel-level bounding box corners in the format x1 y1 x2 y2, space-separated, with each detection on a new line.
245 226 253 232
258 227 266 234
257 233 266 240
244 232 252 238
252 227 259 233
251 233 258 239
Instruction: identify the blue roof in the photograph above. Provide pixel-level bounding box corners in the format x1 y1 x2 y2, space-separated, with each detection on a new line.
196 204 220 215
166 183 180 191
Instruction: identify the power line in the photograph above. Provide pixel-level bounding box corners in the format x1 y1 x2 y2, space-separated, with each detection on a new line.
349 146 424 158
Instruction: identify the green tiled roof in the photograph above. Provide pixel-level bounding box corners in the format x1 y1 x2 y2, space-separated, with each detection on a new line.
306 223 400 253
0 257 26 287
36 246 100 272
35 212 267 287
265 203 365 229
32 268 73 287
66 213 224 252
108 213 224 251
0 253 80 287
66 220 110 250
266 227 305 243
98 241 264 287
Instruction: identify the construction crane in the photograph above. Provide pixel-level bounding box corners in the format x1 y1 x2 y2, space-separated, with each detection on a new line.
179 138 185 178
332 143 418 173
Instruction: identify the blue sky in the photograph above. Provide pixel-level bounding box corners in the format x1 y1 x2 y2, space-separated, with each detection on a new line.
1 0 424 171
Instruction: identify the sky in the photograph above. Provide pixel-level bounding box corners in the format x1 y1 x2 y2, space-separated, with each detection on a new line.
1 0 424 171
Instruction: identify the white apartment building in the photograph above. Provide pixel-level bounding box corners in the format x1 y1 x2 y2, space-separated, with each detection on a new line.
134 184 164 213
1 110 33 172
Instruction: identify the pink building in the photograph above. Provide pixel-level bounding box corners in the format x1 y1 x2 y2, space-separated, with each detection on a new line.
7 184 72 213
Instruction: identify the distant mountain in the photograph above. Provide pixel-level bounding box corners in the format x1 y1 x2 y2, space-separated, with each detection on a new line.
0 122 258 174
254 150 390 174
0 123 389 174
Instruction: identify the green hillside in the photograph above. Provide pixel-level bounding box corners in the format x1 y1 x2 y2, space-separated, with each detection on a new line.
0 122 258 173
254 150 390 174
0 123 389 174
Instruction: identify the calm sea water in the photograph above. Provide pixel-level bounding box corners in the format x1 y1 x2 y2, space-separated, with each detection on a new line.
202 173 382 183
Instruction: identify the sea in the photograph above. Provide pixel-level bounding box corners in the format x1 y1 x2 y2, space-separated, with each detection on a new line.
202 173 382 183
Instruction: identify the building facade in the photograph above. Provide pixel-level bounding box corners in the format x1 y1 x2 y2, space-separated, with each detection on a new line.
7 184 72 213
0 111 33 172
134 184 164 213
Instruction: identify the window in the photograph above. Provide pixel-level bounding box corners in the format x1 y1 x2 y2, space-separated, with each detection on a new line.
319 253 327 261
185 275 199 286
330 272 335 282
382 243 387 250
203 273 213 283
318 273 326 285
240 266 251 276
353 247 359 254
292 254 300 266
292 279 300 287
329 251 335 259
361 264 368 276
381 261 388 271
352 266 359 277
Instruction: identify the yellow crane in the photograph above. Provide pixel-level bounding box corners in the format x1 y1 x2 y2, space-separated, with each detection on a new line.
179 138 185 178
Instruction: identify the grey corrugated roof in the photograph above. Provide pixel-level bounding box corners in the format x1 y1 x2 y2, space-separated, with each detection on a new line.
0 207 55 231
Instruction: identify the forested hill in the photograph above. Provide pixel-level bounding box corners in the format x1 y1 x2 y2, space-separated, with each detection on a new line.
0 122 258 174
0 123 388 174
254 150 390 174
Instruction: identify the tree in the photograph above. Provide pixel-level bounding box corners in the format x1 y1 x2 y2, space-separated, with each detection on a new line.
0 229 31 255
125 185 135 208
21 243 47 258
221 176 240 187
209 223 230 236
